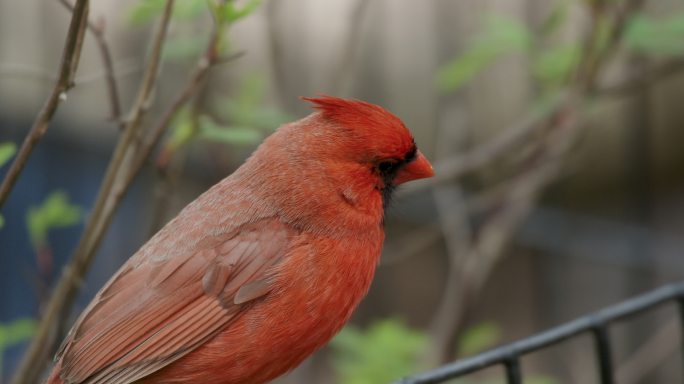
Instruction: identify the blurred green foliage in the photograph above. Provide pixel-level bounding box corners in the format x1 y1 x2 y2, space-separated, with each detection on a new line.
163 36 209 61
331 320 559 384
129 0 206 25
539 0 570 37
0 142 16 168
164 74 290 160
452 376 558 384
199 115 262 145
457 321 501 357
164 107 195 156
127 0 279 164
211 74 292 134
437 16 532 92
0 318 36 378
330 319 427 384
0 141 17 229
129 0 262 60
625 14 684 56
532 44 581 86
438 4 684 95
26 191 83 251
221 0 262 23
451 323 558 384
436 9 585 93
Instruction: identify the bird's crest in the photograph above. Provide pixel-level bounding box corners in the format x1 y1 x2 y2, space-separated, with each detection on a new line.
301 95 415 160
302 95 406 135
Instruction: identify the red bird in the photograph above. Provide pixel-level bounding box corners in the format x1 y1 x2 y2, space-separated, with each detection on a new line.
46 96 434 384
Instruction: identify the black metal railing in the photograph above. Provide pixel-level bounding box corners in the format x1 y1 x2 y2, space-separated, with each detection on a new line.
396 281 684 384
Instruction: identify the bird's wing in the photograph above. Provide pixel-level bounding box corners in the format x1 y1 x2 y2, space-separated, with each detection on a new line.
56 219 294 384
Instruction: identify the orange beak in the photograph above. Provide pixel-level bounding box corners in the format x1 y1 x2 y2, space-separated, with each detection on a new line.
394 150 435 185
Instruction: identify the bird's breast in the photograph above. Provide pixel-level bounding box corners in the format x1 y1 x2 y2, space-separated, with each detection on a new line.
148 227 385 384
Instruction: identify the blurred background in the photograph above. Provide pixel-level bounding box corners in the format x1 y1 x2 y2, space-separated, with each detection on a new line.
1 0 684 383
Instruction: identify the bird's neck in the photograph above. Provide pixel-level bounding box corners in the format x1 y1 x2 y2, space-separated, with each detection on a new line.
231 149 384 239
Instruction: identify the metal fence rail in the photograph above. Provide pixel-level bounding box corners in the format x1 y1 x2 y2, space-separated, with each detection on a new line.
396 281 684 384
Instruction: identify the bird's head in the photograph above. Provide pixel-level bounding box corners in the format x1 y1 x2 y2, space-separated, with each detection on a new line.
237 96 434 232
301 96 434 207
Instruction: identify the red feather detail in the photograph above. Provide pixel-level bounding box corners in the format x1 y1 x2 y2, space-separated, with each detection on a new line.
46 96 432 384
302 95 415 160
302 95 399 124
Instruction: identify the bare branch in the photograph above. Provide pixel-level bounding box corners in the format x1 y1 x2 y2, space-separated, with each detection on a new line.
57 0 123 125
426 185 475 365
10 2 174 382
0 59 140 85
13 3 247 380
406 2 648 366
328 0 371 95
615 317 680 384
398 53 684 199
598 58 684 97
0 64 55 82
397 92 573 198
123 26 243 187
0 0 90 210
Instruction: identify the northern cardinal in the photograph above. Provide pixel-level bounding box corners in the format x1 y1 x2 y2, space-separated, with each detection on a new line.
47 96 434 384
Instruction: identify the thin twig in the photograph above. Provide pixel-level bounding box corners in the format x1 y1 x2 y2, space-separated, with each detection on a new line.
10 2 174 383
615 317 680 384
0 64 55 82
398 51 684 198
60 0 173 301
53 2 235 359
597 58 684 96
57 0 123 125
0 59 140 85
427 102 579 365
265 0 288 108
0 0 90 210
14 4 243 380
328 0 371 95
427 185 475 365
380 227 442 266
123 38 242 187
416 0 647 366
397 92 572 198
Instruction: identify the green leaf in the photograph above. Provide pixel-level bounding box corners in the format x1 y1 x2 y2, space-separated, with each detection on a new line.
0 142 17 168
249 108 292 131
213 74 292 131
236 74 266 109
26 191 83 250
163 36 208 60
0 318 36 349
223 0 262 23
457 321 501 356
330 319 427 384
167 108 197 151
0 317 37 378
533 44 581 86
173 0 208 20
539 0 570 37
129 0 166 25
625 13 684 56
593 14 613 57
0 214 4 229
526 376 560 384
437 15 532 92
129 0 208 25
199 116 262 145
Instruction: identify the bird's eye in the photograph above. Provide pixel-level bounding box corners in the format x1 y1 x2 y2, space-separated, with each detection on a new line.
377 160 398 173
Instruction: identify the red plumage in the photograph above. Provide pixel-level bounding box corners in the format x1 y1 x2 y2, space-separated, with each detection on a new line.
46 96 433 384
